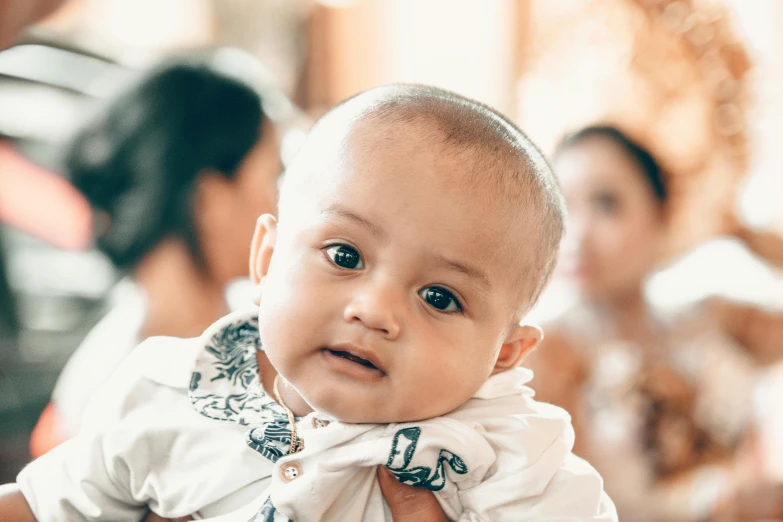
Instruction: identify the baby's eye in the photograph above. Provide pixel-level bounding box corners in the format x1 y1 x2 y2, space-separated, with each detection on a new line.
324 244 364 270
419 286 462 313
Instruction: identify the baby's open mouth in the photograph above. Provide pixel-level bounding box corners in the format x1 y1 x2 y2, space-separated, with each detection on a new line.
326 349 378 370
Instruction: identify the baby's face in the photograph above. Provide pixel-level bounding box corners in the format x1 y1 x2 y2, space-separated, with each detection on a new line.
256 121 537 423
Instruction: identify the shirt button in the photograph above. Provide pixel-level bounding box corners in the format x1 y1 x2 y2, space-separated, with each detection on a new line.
280 461 303 483
312 417 330 429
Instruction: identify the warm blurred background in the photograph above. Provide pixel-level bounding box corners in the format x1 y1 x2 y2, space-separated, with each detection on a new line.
0 1 781 520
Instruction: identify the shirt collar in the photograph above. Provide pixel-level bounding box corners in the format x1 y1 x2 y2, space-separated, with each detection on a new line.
188 310 288 427
188 310 535 420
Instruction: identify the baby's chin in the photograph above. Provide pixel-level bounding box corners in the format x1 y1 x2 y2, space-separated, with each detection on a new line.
301 389 459 425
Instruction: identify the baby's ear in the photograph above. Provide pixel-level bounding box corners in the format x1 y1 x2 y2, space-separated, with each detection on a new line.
249 214 278 305
492 324 543 374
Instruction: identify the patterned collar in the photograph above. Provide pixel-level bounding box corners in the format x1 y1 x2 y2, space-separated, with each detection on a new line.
188 310 295 463
187 310 536 463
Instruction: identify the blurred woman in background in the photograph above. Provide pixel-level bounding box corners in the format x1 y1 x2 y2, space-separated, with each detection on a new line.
0 235 19 345
527 125 783 522
30 54 283 455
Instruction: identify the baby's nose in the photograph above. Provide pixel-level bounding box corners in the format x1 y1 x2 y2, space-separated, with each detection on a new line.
343 283 402 339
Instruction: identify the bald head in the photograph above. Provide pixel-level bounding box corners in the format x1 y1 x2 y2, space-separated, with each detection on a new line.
280 84 565 312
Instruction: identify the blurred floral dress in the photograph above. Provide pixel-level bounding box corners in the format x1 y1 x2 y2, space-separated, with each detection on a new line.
531 302 758 521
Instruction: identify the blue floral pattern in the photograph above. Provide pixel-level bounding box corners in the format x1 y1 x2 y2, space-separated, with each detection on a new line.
205 316 260 388
386 427 468 491
188 312 294 462
248 497 288 522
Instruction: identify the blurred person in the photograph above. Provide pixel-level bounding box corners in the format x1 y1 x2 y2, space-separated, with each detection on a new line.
0 84 617 522
28 54 283 456
527 124 783 522
0 234 19 343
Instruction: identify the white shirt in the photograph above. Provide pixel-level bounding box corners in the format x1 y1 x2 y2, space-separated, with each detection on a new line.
51 277 257 438
52 279 147 437
18 311 617 521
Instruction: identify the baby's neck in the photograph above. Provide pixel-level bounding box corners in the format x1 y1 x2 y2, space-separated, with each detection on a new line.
255 349 313 417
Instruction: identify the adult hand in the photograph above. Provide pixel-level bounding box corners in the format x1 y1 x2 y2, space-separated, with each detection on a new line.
377 466 448 522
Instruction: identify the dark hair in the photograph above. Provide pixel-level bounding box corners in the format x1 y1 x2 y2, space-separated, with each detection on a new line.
66 58 266 270
0 234 18 340
556 125 667 203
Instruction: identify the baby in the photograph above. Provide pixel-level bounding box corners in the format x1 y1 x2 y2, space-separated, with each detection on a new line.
1 85 617 521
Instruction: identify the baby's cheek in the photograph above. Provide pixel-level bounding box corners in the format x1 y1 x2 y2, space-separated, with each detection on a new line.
406 356 482 417
256 312 279 355
449 353 493 396
258 298 294 350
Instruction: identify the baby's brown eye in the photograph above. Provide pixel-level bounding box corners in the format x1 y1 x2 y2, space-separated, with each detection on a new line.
325 245 363 270
419 286 462 313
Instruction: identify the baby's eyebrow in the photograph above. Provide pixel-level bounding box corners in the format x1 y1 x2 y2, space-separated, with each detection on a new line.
322 203 491 291
435 254 492 292
322 203 386 239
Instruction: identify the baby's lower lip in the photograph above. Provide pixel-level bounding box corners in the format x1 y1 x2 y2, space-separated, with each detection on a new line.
321 349 385 382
